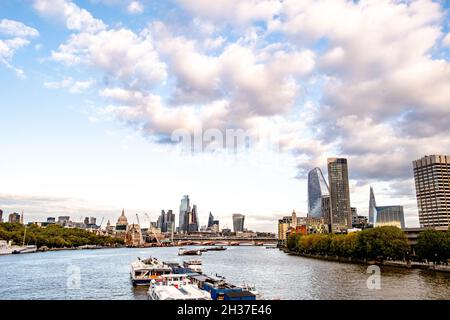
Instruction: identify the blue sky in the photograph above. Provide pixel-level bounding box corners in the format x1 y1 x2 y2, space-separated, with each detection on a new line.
1 0 450 231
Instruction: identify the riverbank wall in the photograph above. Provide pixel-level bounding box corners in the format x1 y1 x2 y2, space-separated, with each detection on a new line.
283 249 450 273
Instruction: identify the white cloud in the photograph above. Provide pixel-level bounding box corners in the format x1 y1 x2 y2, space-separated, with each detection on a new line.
127 1 144 14
43 0 450 198
0 19 39 78
0 19 39 38
177 0 281 25
33 0 106 33
44 77 96 93
51 28 167 88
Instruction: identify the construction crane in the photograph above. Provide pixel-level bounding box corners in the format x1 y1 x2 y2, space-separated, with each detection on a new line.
143 212 161 245
98 217 104 229
135 214 140 226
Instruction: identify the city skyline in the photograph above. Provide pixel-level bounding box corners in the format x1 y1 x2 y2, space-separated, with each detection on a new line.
1 1 450 232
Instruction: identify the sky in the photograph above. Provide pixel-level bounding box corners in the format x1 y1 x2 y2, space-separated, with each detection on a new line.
0 0 450 232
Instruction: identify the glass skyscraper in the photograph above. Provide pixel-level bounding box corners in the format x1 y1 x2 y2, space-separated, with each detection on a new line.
368 186 377 226
369 187 405 229
179 195 190 232
232 214 245 232
307 167 330 219
327 158 352 232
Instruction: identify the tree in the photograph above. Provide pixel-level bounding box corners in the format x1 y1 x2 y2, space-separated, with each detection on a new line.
355 226 410 262
415 230 449 264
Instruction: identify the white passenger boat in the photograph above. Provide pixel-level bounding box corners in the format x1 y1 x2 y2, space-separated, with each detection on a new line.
11 245 37 254
147 274 211 300
130 257 172 286
0 240 13 255
178 248 202 256
183 260 202 273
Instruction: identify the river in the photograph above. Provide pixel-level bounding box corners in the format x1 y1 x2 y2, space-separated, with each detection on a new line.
0 246 449 300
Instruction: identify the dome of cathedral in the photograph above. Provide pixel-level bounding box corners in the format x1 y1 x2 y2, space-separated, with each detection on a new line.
117 209 128 225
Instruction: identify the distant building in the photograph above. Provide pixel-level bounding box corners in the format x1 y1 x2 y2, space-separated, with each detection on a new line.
327 158 352 233
126 224 144 247
277 216 292 245
221 228 232 236
157 210 175 233
115 209 128 232
0 209 3 223
308 167 330 219
211 220 220 233
369 187 405 229
89 217 96 225
207 212 214 228
179 195 191 233
58 216 70 226
8 212 21 224
413 155 450 228
84 217 90 226
47 217 56 223
232 214 245 232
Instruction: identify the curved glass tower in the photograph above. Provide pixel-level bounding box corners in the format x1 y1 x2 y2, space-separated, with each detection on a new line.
307 167 330 218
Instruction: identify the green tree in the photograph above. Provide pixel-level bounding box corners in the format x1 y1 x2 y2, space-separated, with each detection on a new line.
415 229 449 264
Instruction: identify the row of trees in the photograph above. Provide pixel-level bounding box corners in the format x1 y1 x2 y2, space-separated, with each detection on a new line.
287 226 450 264
0 223 124 248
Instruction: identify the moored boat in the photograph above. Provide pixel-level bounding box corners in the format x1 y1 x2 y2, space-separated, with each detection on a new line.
130 257 172 286
206 246 227 251
0 240 12 256
11 245 37 254
147 274 211 300
183 260 202 273
178 248 202 256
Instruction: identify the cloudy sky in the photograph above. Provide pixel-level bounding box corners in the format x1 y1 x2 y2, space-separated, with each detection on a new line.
1 0 449 232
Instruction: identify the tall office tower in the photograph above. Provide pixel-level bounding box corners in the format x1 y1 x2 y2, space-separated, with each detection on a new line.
368 186 377 226
179 195 191 232
207 212 214 228
413 155 450 228
58 216 71 226
191 205 199 232
165 210 175 233
327 158 352 233
8 212 21 223
232 214 245 232
307 167 330 218
157 210 165 230
0 209 3 223
320 195 331 224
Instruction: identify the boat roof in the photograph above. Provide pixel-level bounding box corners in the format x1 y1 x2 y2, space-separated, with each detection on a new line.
190 274 209 282
225 291 256 298
152 285 211 300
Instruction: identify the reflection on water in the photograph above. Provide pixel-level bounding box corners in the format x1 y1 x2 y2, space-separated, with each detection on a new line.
0 246 449 300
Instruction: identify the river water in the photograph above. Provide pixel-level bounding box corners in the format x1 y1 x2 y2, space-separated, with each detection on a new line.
0 246 449 300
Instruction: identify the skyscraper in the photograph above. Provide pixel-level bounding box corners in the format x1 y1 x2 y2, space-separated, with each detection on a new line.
158 210 175 233
8 212 21 224
369 187 405 229
232 214 245 232
327 158 352 233
368 186 377 226
189 205 199 232
413 155 450 228
179 195 191 232
0 209 3 223
207 212 214 228
307 167 330 219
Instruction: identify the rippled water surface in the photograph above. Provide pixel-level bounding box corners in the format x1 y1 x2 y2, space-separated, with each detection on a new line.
0 246 449 300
